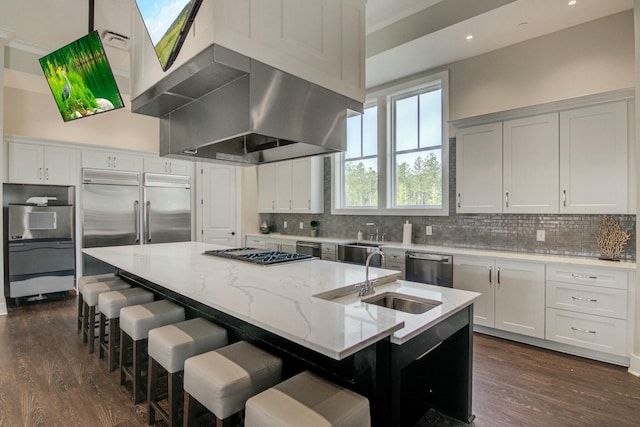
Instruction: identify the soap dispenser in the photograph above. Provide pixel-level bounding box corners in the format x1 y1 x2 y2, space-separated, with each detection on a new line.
357 230 363 241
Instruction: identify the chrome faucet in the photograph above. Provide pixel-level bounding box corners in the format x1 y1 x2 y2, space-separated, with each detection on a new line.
357 249 385 297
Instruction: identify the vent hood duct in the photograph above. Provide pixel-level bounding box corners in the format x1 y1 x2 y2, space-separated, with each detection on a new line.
132 44 363 164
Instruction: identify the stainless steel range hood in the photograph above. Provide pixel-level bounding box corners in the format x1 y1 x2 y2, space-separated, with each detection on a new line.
132 44 362 164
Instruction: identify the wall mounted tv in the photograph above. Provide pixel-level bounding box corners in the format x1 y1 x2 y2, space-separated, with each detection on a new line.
135 0 203 71
39 31 124 122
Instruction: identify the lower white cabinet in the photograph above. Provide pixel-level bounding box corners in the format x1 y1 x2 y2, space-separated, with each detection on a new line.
321 243 337 261
245 236 295 253
453 256 545 339
382 248 406 279
545 264 628 356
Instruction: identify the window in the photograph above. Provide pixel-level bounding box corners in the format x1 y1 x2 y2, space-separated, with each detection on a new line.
333 71 449 216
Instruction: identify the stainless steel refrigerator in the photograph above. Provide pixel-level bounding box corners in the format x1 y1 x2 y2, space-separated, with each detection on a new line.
81 168 191 275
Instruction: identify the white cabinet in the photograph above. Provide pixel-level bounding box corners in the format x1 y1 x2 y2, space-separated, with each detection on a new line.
81 150 143 172
545 264 628 356
144 157 193 175
9 142 77 185
258 157 324 213
245 235 295 253
454 256 545 339
559 101 628 213
503 113 559 213
321 243 337 261
132 0 365 103
455 123 503 213
382 247 406 279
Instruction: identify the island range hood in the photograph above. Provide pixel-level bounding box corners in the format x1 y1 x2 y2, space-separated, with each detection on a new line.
132 44 362 164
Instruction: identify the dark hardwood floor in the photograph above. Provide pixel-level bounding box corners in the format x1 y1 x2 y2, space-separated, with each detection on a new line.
0 297 638 427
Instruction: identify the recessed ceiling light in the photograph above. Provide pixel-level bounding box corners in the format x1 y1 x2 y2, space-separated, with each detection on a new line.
466 34 473 40
568 0 577 5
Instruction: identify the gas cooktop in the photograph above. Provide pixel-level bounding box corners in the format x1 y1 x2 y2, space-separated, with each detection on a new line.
204 247 313 266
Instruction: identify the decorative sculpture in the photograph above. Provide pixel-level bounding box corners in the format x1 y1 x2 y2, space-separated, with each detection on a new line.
596 217 630 261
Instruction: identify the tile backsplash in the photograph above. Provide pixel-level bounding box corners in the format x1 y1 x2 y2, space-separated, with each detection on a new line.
260 142 636 261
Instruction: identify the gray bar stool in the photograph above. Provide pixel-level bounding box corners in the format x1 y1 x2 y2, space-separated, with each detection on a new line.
147 318 228 427
245 371 371 427
98 287 154 371
182 341 282 427
119 300 185 404
80 279 131 353
77 273 115 331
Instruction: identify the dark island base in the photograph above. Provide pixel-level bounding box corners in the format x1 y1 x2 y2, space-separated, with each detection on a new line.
118 269 474 427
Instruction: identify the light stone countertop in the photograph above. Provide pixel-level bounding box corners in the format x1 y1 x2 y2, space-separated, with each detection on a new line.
83 242 476 360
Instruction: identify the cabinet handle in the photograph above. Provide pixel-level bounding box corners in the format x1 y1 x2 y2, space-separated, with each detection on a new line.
571 273 597 280
38 167 43 180
571 326 596 334
108 156 112 168
289 200 292 210
505 191 509 208
45 167 49 180
488 266 492 284
308 200 311 210
457 193 461 208
497 267 501 285
113 156 117 168
571 296 598 303
562 190 567 207
272 200 275 210
168 162 172 173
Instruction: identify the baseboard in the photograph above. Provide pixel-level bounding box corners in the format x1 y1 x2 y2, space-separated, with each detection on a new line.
628 352 640 376
0 300 7 315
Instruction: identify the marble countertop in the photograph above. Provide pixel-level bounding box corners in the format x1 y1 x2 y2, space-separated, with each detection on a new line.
84 242 477 360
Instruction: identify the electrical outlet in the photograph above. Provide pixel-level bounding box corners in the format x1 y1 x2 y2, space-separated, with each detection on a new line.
536 230 545 242
283 221 287 229
299 222 304 229
426 226 433 236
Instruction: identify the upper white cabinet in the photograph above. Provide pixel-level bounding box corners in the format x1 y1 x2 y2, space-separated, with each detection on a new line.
81 150 143 172
258 157 324 214
144 157 193 176
559 101 628 214
9 142 77 185
455 122 503 213
503 113 559 213
131 0 365 102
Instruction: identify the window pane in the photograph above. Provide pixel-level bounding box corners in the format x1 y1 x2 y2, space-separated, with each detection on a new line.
395 150 442 206
419 89 442 148
344 158 378 207
395 96 418 152
362 106 378 157
346 115 362 159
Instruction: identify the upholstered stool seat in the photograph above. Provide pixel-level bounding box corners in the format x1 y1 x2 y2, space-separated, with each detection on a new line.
97 287 154 371
119 300 185 404
183 341 282 427
147 318 228 427
80 279 131 353
77 273 115 331
245 371 371 427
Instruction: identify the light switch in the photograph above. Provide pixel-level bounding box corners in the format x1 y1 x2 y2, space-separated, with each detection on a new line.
536 230 545 242
284 221 288 229
426 226 433 236
299 222 304 229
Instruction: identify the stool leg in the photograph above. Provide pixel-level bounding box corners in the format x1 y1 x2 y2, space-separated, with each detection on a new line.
88 305 96 354
216 417 232 427
98 314 106 360
132 339 144 404
169 371 183 427
147 357 159 425
120 330 128 386
107 318 118 372
82 302 89 343
183 391 196 427
77 293 84 332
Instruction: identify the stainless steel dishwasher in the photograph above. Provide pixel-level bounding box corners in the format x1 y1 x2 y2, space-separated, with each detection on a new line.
405 251 453 287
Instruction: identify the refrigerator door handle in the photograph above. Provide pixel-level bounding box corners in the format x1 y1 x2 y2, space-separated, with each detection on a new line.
145 201 151 243
134 200 140 243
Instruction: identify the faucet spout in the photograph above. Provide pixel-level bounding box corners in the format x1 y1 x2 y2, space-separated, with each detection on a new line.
359 249 385 297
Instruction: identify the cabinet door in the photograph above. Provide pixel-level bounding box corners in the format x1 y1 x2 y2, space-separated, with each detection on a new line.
258 164 276 212
82 150 142 172
291 157 324 213
456 123 503 213
274 161 293 212
453 257 495 327
560 101 628 213
144 157 193 175
9 142 44 184
503 114 559 213
494 260 545 339
44 146 77 185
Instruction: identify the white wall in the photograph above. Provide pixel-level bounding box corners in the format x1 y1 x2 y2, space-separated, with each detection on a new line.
3 69 159 153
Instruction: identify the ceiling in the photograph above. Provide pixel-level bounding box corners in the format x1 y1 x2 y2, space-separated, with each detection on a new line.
0 0 634 92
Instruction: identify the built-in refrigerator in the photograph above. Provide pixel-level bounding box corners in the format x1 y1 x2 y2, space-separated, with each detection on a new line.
81 168 191 275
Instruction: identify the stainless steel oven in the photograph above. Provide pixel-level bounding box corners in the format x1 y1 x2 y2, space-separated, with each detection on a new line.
405 251 453 287
296 241 321 258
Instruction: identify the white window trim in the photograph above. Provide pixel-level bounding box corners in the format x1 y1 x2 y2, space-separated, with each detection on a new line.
332 70 450 216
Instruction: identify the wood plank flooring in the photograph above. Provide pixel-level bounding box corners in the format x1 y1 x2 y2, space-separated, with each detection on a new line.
1 298 638 427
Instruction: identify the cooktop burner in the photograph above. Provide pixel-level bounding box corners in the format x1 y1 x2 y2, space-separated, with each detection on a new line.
204 247 313 265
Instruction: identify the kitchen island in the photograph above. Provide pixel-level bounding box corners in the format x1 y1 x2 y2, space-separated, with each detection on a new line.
84 242 479 426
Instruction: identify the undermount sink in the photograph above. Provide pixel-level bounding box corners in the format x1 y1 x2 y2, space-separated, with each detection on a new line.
362 292 441 315
338 242 382 266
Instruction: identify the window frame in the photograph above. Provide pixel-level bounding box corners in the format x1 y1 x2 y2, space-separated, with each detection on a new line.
332 70 449 216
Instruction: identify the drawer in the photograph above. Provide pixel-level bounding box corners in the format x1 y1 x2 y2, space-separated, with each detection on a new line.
546 264 627 290
321 253 337 261
545 308 627 356
546 281 627 319
321 244 336 254
246 237 267 248
381 248 406 261
385 261 405 279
